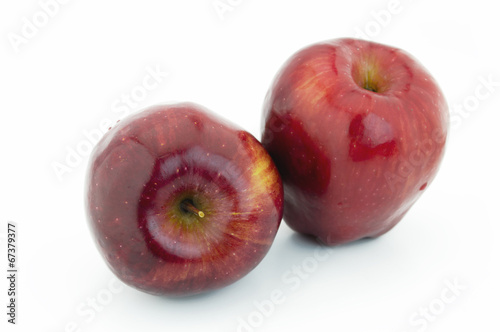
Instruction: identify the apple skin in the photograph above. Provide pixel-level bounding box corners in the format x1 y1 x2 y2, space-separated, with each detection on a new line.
262 38 448 245
85 103 283 296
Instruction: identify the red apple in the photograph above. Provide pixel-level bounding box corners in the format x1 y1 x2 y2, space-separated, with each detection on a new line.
86 103 283 296
262 38 448 245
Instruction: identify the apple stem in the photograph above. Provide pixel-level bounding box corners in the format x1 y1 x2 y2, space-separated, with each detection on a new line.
181 200 205 218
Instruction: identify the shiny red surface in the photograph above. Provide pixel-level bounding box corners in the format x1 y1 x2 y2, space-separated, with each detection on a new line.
262 38 448 245
86 103 283 296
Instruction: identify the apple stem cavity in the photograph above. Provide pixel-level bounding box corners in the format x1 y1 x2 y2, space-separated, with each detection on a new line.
361 66 380 92
363 76 378 92
352 58 387 93
180 199 205 218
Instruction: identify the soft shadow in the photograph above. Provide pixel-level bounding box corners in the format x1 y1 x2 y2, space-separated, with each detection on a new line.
289 232 322 247
288 231 381 251
156 287 223 303
141 233 383 304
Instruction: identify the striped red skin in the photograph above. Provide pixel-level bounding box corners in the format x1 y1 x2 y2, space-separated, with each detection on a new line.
86 103 283 296
262 38 448 245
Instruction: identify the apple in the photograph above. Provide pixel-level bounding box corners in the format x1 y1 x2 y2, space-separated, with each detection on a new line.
85 103 283 296
262 38 448 245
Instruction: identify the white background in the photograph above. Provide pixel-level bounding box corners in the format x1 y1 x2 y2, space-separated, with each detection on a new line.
1 0 499 331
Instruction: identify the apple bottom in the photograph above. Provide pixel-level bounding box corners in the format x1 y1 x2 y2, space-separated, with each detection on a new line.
282 186 409 245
